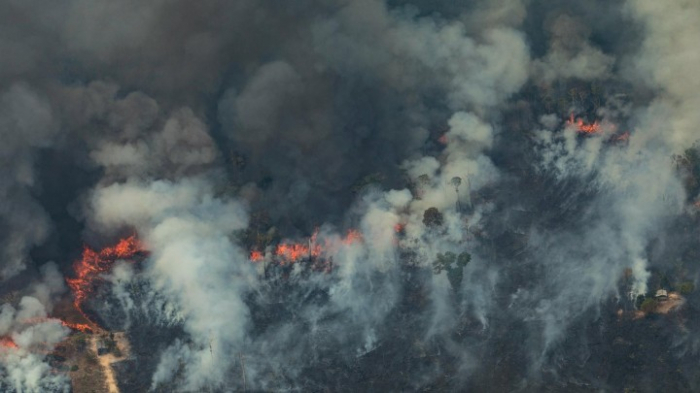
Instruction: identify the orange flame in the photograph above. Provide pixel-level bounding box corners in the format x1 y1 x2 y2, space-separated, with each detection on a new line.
250 250 264 262
0 319 90 355
60 321 93 333
0 337 17 349
66 235 145 326
250 229 363 266
342 229 363 245
276 243 321 264
567 113 601 134
19 317 94 334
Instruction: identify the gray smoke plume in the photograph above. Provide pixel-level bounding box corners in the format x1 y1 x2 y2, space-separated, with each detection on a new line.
0 84 56 280
0 0 699 391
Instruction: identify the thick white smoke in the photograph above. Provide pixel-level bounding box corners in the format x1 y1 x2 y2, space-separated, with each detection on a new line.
88 178 254 391
509 0 699 365
0 263 70 392
625 0 700 152
1 0 699 391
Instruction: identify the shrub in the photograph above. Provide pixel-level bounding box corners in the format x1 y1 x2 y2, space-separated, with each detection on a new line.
640 298 658 313
678 282 695 295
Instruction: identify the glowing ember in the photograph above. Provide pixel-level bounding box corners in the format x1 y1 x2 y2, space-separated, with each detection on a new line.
67 235 145 325
250 250 264 262
250 229 363 266
567 113 601 134
19 317 94 334
612 131 630 142
0 337 17 349
438 134 448 144
342 229 363 245
394 223 405 233
276 242 321 264
61 321 93 333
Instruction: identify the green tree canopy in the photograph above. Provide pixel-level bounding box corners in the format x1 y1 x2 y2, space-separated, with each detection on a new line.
640 297 658 313
433 251 471 292
423 207 444 228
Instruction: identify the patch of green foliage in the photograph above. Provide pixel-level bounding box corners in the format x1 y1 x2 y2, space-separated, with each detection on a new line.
433 251 471 291
640 297 658 313
677 281 695 295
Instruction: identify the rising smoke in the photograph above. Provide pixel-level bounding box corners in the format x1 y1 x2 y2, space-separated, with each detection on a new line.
0 0 699 392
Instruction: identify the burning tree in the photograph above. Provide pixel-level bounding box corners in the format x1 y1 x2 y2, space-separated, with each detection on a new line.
566 113 601 134
67 235 146 327
250 229 362 274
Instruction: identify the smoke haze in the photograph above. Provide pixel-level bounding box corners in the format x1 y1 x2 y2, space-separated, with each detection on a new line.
0 0 699 392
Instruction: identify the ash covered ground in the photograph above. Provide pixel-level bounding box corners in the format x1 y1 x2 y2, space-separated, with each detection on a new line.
0 1 699 392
